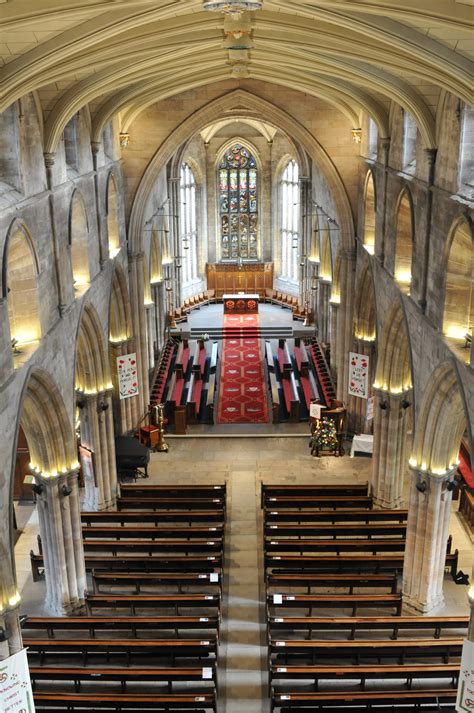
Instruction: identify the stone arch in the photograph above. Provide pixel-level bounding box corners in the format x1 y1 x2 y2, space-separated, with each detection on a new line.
106 172 121 258
394 188 415 292
69 190 91 291
353 262 377 344
362 169 376 255
3 220 42 346
128 90 354 257
442 217 473 358
371 300 414 508
109 264 132 345
75 303 117 510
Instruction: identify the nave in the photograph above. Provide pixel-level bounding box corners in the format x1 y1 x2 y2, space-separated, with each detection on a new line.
13 438 473 712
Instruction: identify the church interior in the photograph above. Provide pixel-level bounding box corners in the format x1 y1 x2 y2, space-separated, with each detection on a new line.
0 1 473 711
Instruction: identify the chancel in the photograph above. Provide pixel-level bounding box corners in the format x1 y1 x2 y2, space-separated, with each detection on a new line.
0 1 473 711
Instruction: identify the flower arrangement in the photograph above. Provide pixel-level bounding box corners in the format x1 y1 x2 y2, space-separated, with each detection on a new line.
310 417 338 454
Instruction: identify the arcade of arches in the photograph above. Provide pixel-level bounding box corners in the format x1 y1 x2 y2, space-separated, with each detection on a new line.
0 1 473 708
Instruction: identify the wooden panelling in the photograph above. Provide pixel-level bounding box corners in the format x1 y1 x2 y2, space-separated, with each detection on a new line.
206 263 273 298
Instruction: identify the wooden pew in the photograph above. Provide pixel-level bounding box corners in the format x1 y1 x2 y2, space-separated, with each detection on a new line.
26 637 218 664
30 664 218 693
264 522 407 538
264 508 408 524
119 483 226 498
269 662 460 689
264 537 411 555
263 495 373 509
84 593 221 616
83 509 225 524
79 538 224 556
92 570 222 596
31 552 223 581
34 691 217 711
270 688 457 712
21 615 221 640
266 573 398 594
268 637 463 664
266 593 403 616
82 525 225 541
266 615 469 641
262 482 369 504
117 498 226 513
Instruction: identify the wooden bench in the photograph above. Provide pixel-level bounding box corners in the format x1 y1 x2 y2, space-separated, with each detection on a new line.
264 508 408 524
264 537 411 555
266 615 469 641
261 483 369 505
83 509 225 524
270 687 457 712
266 573 398 595
25 637 218 665
84 593 221 616
264 522 407 539
31 552 223 581
269 662 460 689
81 525 225 541
266 593 403 616
268 637 463 664
263 495 374 510
79 538 224 556
34 691 217 711
264 550 459 579
21 615 220 640
92 570 222 596
117 498 226 513
30 664 218 692
120 484 226 498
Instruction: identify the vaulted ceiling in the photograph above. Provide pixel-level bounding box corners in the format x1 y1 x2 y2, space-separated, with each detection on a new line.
0 0 472 152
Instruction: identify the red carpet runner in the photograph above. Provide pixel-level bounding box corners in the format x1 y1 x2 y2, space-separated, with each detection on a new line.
217 314 269 424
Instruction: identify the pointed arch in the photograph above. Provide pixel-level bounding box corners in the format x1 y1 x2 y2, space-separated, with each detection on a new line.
374 301 413 395
75 303 109 394
69 190 91 290
108 264 132 344
394 188 415 292
106 172 121 258
363 169 376 255
353 262 377 343
442 217 473 353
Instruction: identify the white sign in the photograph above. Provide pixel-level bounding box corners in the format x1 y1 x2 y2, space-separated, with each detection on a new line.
117 353 139 400
366 397 374 422
457 639 474 712
310 403 322 420
0 649 35 713
348 352 369 399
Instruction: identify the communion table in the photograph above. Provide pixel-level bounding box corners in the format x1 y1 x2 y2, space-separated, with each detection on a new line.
223 293 259 314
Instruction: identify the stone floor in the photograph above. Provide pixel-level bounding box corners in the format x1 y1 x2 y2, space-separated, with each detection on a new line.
14 436 473 711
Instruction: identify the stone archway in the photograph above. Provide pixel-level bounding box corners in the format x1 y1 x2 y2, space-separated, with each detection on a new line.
75 304 117 511
371 301 413 508
403 362 472 612
13 368 86 615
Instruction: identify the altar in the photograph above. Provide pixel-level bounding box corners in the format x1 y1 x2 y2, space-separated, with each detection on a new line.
223 293 259 314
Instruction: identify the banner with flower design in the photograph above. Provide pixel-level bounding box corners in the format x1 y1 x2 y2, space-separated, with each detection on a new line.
117 353 139 400
0 649 34 712
348 352 369 399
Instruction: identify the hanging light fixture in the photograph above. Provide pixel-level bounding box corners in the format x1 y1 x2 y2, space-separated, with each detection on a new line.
203 1 263 13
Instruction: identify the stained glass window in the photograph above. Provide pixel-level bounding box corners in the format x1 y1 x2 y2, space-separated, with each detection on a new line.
219 144 258 260
180 163 198 285
281 160 299 283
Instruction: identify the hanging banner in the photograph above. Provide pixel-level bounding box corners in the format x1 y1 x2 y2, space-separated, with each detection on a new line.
117 353 139 400
456 639 474 712
348 352 369 399
0 648 35 713
79 446 95 485
366 396 374 421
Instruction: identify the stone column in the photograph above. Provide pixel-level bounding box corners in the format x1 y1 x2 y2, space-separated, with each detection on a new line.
79 394 106 511
35 471 86 614
402 467 456 612
0 554 22 659
378 138 390 266
104 389 118 507
44 153 68 316
128 252 149 416
370 389 410 508
91 141 107 268
335 249 356 401
145 303 155 370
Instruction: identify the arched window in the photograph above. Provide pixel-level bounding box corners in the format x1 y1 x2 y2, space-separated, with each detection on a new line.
394 191 414 292
70 193 90 292
402 111 417 173
180 163 198 284
443 220 473 356
280 160 299 283
459 103 474 199
363 171 376 254
5 224 41 347
368 117 378 158
63 116 79 171
107 175 120 258
218 144 258 261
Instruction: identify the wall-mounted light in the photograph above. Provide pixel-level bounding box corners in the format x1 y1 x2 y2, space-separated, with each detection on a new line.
32 483 44 496
351 128 362 144
61 484 73 497
119 132 130 148
446 481 456 492
379 400 388 410
416 481 427 493
97 401 109 412
76 399 86 410
401 399 411 410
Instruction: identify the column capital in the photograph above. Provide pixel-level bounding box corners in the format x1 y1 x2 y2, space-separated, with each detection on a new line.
408 463 458 483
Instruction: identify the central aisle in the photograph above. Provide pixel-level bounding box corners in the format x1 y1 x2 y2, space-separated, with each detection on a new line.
217 313 269 424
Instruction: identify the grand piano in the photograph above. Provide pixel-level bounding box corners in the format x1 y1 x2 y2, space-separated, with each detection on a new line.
115 436 150 480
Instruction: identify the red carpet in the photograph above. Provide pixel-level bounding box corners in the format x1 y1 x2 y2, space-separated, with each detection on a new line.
217 314 269 424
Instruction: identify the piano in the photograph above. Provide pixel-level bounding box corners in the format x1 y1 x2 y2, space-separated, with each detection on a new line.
115 436 150 480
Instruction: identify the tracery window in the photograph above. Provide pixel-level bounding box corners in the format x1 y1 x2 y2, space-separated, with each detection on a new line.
180 163 198 284
219 144 258 260
280 160 299 283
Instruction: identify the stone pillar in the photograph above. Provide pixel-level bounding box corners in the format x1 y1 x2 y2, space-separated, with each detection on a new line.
329 300 339 380
378 138 390 266
145 303 155 370
78 394 107 511
128 252 149 416
0 555 22 659
402 467 456 612
371 389 410 507
335 249 356 401
91 141 107 268
44 153 68 316
35 471 86 614
104 389 118 506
